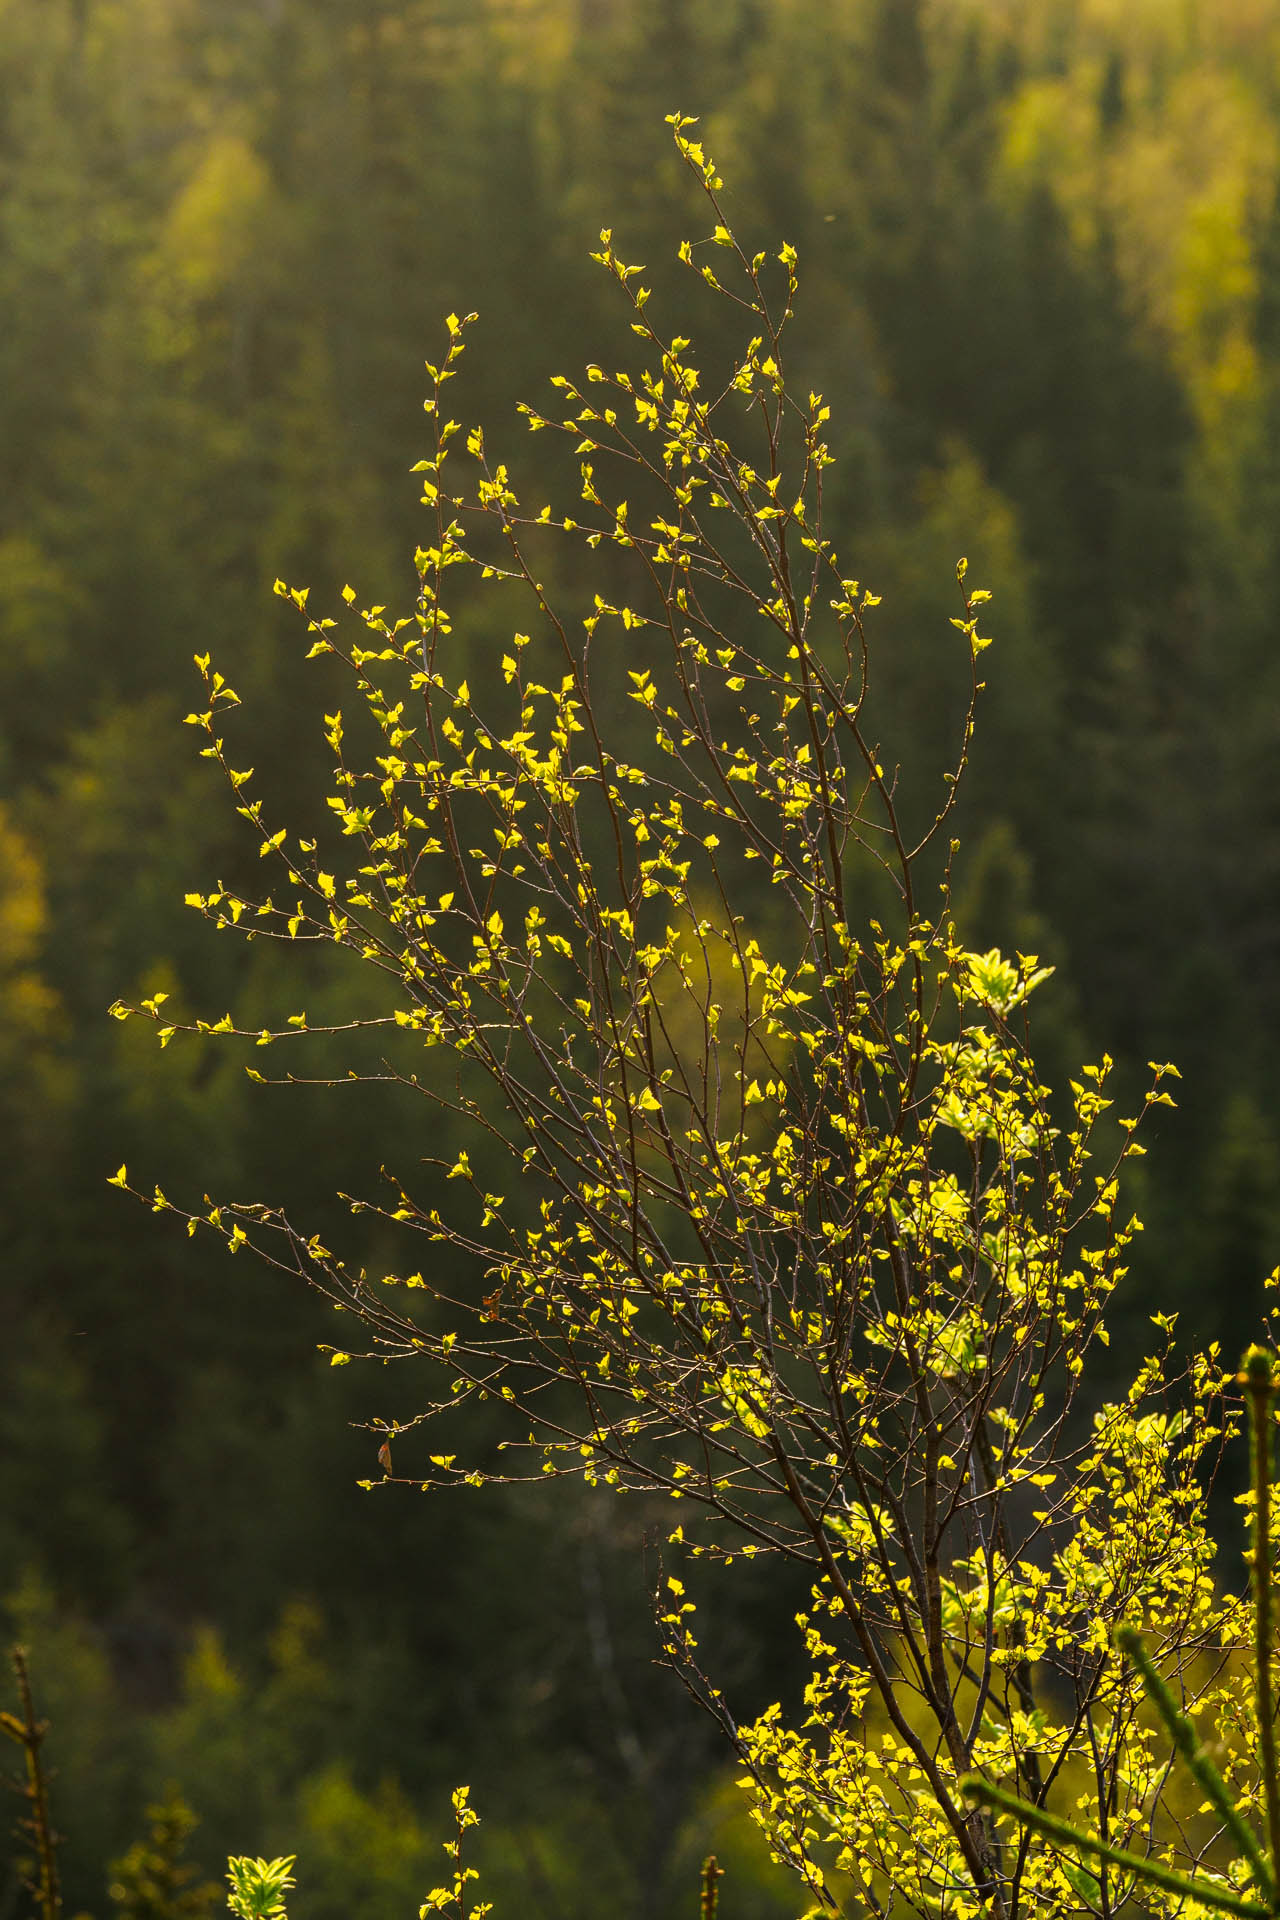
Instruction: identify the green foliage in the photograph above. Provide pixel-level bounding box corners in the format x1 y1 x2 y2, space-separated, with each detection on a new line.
108 1792 219 1920
292 1768 437 1920
225 1857 296 1920
419 1789 489 1920
962 1347 1280 1920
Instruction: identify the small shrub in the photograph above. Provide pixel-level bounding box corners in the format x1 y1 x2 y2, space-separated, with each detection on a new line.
112 121 1270 1917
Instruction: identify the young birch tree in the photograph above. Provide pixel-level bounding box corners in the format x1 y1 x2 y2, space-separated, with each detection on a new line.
113 120 1265 1919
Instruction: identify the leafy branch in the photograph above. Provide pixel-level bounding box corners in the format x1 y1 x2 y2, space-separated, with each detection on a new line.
963 1347 1280 1920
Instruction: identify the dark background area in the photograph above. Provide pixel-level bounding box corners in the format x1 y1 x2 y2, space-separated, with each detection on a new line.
5 0 1280 1913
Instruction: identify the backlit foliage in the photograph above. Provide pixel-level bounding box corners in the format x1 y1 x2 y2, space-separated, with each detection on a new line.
113 122 1264 1916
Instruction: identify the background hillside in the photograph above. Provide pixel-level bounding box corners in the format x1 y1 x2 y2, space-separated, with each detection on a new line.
5 1 1280 1913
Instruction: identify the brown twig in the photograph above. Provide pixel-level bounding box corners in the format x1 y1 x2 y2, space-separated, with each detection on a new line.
1 1648 61 1920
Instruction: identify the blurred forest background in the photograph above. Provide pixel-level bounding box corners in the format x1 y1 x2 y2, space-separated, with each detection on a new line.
6 0 1280 1913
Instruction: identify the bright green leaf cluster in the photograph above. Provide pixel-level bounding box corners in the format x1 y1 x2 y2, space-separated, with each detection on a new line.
225 1858 295 1920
